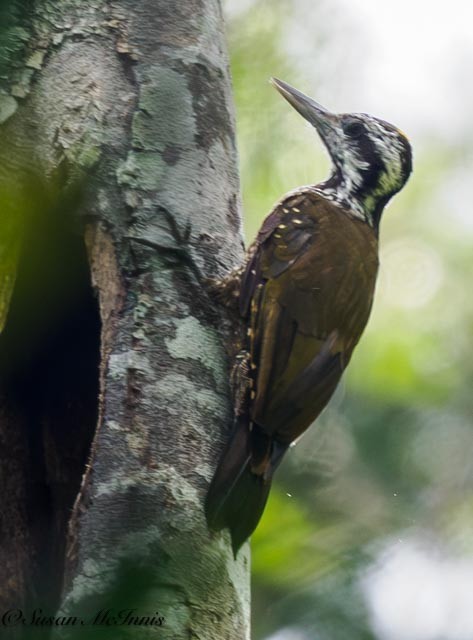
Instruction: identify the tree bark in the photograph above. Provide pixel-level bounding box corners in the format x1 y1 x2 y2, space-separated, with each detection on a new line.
0 1 249 638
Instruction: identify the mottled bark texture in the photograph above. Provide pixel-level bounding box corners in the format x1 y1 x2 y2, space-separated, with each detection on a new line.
0 1 249 638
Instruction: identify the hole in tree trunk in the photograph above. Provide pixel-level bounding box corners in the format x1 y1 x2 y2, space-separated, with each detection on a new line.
0 205 101 624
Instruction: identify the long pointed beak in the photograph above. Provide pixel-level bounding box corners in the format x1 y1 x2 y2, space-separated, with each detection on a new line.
271 77 340 148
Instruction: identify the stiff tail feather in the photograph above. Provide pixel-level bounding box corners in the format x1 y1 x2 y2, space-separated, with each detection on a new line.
205 420 285 555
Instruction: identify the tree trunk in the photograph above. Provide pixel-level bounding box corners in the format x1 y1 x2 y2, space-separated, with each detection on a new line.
0 1 249 638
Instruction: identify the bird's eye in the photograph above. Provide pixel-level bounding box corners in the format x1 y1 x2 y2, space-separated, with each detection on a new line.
343 121 365 138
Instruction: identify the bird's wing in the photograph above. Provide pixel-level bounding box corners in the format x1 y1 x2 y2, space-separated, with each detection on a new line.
240 192 360 444
239 193 317 316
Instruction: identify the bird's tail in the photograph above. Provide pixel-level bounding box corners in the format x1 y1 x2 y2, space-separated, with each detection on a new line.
205 420 286 555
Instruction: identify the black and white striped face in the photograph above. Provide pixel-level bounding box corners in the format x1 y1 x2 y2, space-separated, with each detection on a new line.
271 78 412 226
322 113 412 223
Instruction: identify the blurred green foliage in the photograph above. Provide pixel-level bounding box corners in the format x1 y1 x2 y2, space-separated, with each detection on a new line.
225 1 473 639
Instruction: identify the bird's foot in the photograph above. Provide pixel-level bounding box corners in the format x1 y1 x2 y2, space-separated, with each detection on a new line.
205 267 243 311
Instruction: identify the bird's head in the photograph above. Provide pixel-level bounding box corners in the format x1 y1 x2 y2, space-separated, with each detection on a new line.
272 78 412 227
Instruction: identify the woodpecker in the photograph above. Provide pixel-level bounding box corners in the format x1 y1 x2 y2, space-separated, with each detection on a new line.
205 78 412 555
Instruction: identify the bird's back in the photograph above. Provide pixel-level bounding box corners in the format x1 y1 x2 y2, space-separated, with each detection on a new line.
242 189 379 444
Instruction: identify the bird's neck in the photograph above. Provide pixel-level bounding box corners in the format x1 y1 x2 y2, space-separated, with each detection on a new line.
314 169 386 229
